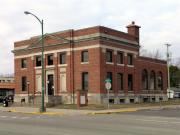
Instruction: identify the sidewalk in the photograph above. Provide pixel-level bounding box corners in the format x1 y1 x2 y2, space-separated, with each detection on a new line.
0 104 180 116
0 106 93 116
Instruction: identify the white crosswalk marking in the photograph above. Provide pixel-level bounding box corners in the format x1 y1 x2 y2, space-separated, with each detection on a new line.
0 115 45 120
0 116 7 118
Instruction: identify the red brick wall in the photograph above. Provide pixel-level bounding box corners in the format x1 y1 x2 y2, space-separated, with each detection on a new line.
137 58 168 93
73 48 101 93
13 25 167 98
0 83 15 89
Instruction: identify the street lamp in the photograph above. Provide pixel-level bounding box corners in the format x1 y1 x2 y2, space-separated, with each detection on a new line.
24 11 45 112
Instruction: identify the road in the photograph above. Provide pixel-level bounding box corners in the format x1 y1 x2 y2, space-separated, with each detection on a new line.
0 108 180 135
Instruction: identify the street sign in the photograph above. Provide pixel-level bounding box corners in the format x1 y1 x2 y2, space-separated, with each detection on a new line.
105 78 112 110
105 78 111 83
105 82 111 90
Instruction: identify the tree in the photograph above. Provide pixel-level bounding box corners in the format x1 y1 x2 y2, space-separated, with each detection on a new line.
175 57 180 68
140 46 163 59
170 65 180 88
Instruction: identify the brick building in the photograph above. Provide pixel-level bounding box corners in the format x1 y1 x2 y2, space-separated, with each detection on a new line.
0 76 15 97
12 22 168 104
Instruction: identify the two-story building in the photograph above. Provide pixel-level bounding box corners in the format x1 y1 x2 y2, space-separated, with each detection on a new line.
12 22 168 104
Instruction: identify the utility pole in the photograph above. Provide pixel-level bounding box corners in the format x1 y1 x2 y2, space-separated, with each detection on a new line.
165 43 171 99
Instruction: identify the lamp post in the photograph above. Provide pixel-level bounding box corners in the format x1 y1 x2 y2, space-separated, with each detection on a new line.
24 11 45 112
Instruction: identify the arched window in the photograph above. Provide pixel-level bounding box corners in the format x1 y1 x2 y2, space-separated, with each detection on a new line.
150 71 156 90
142 69 148 90
157 72 163 90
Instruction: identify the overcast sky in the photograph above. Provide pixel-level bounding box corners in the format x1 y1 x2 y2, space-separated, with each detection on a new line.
0 0 180 74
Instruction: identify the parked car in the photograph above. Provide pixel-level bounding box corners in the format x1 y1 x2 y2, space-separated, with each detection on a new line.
0 95 14 107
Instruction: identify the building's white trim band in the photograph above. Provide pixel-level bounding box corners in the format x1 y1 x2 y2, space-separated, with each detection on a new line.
14 44 138 59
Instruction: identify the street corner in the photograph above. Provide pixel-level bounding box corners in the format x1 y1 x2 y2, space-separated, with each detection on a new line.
6 108 65 116
86 108 138 115
8 108 17 113
0 107 18 113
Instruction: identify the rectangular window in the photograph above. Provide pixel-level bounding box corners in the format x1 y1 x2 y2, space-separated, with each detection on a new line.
117 73 123 91
106 50 113 62
106 72 113 90
47 54 53 65
117 52 123 64
36 56 42 67
127 54 133 65
128 74 133 91
82 72 88 90
21 58 27 68
81 51 88 62
22 76 27 91
59 52 66 64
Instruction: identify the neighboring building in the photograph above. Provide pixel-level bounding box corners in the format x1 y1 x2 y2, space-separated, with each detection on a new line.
12 22 168 104
0 76 15 97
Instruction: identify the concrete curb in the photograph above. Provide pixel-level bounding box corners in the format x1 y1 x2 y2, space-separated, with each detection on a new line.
8 109 65 116
87 108 138 115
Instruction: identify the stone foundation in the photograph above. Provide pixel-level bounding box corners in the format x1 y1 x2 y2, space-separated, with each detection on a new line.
14 93 168 105
87 93 168 104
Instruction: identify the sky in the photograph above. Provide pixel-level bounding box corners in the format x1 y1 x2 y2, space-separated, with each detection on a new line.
0 0 180 74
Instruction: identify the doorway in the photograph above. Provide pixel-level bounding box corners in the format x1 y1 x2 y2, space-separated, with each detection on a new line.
47 74 54 96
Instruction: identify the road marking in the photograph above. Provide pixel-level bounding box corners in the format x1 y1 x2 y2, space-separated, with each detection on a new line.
0 116 7 118
136 119 168 123
21 117 30 119
134 115 180 121
136 118 180 125
120 114 180 122
35 116 41 119
172 121 180 124
11 116 17 119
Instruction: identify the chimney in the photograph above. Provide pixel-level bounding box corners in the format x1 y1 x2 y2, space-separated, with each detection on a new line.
126 21 141 43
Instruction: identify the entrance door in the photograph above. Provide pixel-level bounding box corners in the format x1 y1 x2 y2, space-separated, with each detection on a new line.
47 74 54 95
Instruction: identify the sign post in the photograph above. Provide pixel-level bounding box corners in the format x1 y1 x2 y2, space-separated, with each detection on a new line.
105 78 111 109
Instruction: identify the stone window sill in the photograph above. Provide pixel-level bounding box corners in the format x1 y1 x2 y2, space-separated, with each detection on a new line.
81 62 89 64
117 64 124 66
127 65 134 67
58 64 67 67
106 62 114 65
46 65 55 68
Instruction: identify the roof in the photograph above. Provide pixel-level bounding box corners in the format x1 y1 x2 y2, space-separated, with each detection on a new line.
13 25 140 54
139 56 167 64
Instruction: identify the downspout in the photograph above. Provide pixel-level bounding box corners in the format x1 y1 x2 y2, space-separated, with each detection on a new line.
70 30 75 104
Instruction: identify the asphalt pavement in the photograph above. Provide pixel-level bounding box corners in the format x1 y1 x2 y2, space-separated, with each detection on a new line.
123 108 180 117
0 108 180 135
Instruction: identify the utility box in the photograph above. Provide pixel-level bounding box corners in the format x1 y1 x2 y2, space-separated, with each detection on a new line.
76 90 88 108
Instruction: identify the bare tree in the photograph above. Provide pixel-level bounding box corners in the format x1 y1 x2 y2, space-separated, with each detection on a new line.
139 46 148 57
140 46 163 59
